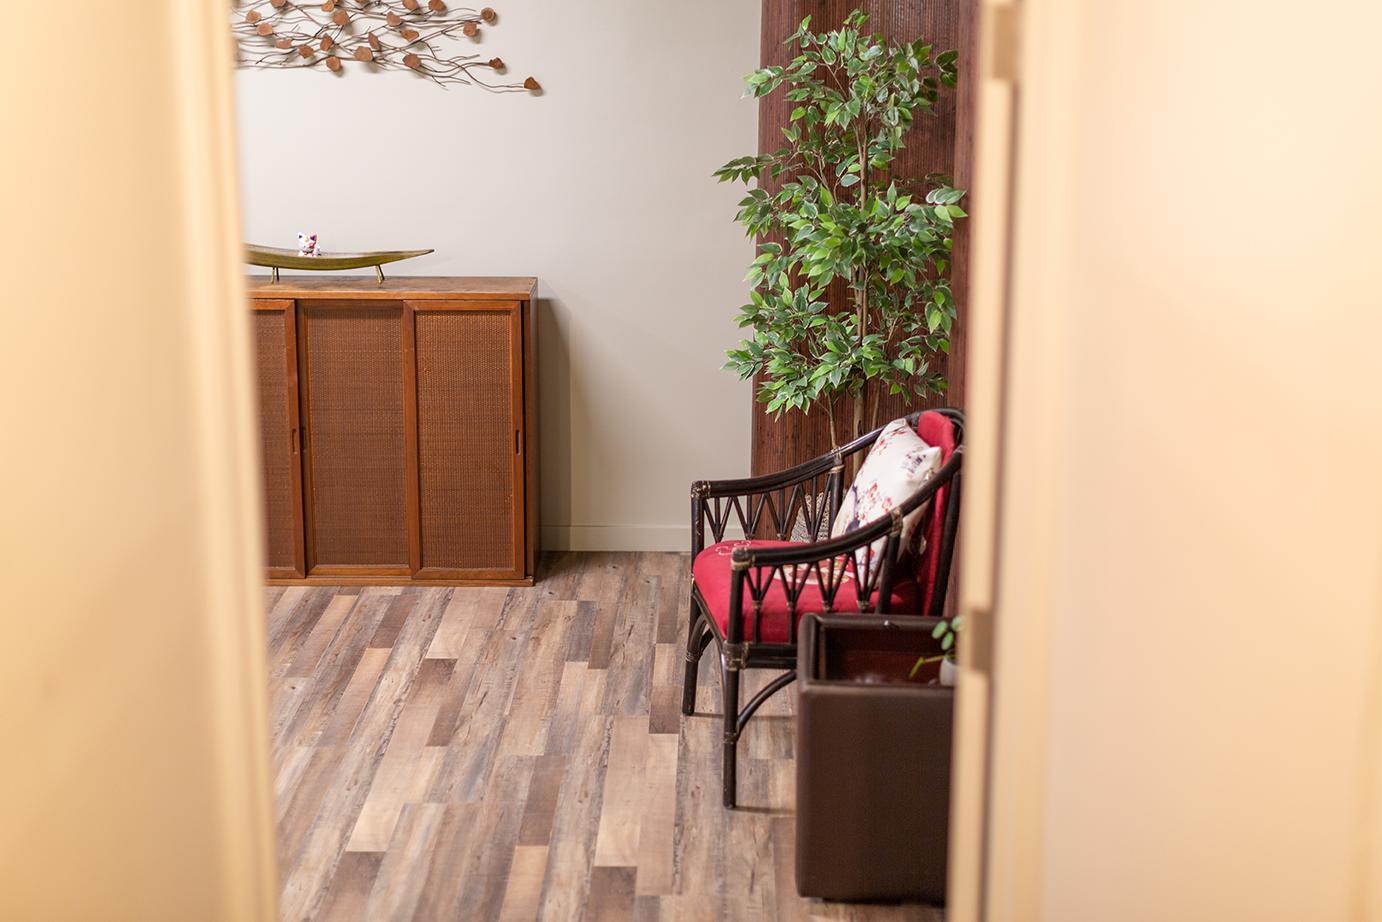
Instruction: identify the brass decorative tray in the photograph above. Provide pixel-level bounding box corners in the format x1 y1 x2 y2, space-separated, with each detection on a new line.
246 244 434 283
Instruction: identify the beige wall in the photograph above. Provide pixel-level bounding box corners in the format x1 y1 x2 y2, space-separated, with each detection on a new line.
0 2 277 919
234 2 761 551
955 2 1382 920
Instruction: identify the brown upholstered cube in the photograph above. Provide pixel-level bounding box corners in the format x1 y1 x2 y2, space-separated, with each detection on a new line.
795 614 954 903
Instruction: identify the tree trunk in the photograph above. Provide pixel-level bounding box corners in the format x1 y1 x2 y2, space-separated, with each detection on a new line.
853 383 867 440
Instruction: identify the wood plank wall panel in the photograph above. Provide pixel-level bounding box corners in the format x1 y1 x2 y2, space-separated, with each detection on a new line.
253 306 300 573
302 303 410 568
751 0 978 475
415 308 521 574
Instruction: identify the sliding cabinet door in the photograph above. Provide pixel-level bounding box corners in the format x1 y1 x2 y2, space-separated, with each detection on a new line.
252 299 305 578
412 301 525 579
300 302 412 576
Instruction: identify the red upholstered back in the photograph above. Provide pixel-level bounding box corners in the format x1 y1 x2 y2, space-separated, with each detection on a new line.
915 411 957 613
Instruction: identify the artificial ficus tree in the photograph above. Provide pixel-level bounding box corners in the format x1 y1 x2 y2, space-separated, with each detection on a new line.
717 11 965 444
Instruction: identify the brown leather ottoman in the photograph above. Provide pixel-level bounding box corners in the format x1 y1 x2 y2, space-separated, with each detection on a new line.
795 614 954 903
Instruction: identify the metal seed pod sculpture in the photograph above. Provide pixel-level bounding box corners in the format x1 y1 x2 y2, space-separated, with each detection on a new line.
232 1 541 91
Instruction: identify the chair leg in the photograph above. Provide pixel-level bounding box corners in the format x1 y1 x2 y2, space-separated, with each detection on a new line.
721 657 741 809
682 605 709 716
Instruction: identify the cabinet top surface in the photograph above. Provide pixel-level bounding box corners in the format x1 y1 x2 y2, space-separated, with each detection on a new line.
248 275 537 300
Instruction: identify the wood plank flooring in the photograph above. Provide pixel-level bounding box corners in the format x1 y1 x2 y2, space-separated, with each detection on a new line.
267 552 944 922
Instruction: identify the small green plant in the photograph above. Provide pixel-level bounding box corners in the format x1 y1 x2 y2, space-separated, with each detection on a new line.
716 10 965 444
909 615 964 680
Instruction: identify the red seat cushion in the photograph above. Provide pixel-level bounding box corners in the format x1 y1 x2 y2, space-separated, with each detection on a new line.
914 411 957 612
693 540 920 644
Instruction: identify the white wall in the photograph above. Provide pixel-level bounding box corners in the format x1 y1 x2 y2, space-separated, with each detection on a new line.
235 2 760 551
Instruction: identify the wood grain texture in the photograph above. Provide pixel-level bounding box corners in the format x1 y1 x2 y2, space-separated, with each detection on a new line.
248 276 538 300
751 0 978 475
267 552 943 921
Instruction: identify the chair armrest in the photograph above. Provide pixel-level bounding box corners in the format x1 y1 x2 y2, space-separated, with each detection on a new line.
719 516 901 646
720 451 963 644
692 450 839 500
689 410 961 556
692 407 913 505
732 448 961 568
730 515 893 569
690 451 844 555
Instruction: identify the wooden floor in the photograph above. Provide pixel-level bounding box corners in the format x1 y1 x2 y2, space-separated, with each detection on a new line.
267 552 944 922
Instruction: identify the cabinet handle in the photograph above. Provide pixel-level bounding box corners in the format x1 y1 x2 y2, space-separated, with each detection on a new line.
515 428 522 454
291 427 300 454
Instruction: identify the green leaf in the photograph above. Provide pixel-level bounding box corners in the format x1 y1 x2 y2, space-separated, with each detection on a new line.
721 16 961 419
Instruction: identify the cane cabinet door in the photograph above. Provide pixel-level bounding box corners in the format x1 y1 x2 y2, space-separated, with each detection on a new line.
411 301 525 579
251 299 305 578
299 302 412 575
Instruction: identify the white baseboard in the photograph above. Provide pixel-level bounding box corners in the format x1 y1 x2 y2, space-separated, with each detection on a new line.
541 524 746 552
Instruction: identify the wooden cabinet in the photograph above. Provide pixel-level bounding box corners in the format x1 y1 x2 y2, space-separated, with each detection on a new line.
250 277 538 585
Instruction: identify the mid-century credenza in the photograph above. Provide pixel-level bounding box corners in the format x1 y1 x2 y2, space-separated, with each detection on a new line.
249 276 537 586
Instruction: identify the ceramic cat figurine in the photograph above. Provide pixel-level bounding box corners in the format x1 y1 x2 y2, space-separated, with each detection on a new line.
297 233 320 257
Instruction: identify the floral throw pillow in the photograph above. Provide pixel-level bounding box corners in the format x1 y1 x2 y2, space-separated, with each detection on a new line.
831 419 942 566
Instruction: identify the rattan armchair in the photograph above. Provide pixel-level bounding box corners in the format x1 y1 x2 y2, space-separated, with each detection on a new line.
683 409 964 808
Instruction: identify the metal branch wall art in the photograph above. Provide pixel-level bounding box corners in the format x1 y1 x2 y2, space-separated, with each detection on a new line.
232 1 541 91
